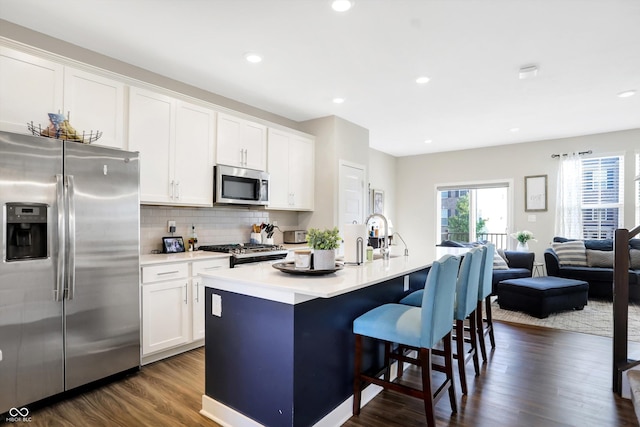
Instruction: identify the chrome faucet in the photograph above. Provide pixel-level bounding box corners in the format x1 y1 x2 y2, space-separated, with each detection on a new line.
365 213 390 260
394 231 409 257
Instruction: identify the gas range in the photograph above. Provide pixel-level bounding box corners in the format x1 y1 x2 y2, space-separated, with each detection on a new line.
198 243 289 267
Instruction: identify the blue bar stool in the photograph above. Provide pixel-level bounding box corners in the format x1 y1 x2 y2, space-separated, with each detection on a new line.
352 254 461 426
476 243 496 362
399 246 484 394
353 255 460 427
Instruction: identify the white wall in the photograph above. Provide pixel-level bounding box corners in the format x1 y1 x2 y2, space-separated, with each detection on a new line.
299 116 370 230
396 129 640 263
369 148 397 231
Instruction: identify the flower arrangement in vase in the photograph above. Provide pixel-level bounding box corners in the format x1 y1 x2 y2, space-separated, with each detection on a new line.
306 227 341 269
510 230 537 252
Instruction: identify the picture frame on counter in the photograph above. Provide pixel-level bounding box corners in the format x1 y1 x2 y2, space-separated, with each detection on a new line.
162 236 185 253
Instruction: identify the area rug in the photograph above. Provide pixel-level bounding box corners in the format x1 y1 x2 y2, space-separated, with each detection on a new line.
491 298 640 342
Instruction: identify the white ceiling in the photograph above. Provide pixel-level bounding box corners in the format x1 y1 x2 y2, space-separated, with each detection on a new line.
1 0 639 157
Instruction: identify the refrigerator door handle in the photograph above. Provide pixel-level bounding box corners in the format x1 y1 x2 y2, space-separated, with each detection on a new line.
55 174 65 302
65 175 77 300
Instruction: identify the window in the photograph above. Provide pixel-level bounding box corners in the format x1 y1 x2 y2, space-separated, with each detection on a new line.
581 155 624 239
437 183 510 249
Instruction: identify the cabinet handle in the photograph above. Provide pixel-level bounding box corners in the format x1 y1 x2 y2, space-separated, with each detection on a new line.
157 270 180 275
195 281 200 302
175 181 181 200
239 148 244 166
243 148 248 166
204 266 222 270
184 283 188 304
170 180 175 199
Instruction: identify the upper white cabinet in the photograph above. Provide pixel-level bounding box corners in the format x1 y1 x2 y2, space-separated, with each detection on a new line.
129 86 215 206
0 46 125 149
216 112 267 171
267 128 314 210
63 67 125 149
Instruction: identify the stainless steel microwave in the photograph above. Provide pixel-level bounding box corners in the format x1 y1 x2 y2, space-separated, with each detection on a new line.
214 165 269 206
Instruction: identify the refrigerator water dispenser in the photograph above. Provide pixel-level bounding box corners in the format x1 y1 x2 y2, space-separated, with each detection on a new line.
6 202 47 261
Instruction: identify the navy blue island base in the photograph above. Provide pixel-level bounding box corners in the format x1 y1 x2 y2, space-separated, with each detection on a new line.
203 268 429 427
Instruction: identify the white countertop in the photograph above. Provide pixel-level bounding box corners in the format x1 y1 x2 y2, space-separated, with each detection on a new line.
140 251 230 266
201 254 434 304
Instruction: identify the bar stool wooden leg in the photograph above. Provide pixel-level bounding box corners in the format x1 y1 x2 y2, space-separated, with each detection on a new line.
443 331 457 413
353 334 363 415
455 319 468 395
419 347 436 426
476 300 488 362
486 295 496 348
469 312 480 376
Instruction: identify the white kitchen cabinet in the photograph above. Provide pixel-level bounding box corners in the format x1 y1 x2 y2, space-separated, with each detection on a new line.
0 46 125 148
129 86 215 206
216 112 267 171
191 258 229 340
267 128 314 210
140 256 229 363
63 67 125 149
0 46 63 134
142 274 190 356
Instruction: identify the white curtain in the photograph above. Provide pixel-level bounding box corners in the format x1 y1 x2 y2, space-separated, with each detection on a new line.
555 153 583 238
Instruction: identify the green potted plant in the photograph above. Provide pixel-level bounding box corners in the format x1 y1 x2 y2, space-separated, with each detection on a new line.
306 227 341 270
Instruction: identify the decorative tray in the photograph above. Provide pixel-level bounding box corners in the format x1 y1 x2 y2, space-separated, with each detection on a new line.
272 261 344 276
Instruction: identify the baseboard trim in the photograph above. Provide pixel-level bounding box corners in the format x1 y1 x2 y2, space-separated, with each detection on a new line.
200 359 405 427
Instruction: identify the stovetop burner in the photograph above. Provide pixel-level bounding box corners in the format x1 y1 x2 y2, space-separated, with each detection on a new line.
198 243 289 267
199 243 286 255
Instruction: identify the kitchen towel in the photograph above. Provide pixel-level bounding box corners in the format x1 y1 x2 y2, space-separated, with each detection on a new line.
343 224 368 264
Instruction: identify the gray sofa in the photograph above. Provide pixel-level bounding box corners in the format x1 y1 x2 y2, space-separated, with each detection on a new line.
544 237 640 301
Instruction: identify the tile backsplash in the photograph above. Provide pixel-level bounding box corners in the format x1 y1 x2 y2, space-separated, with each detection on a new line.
140 205 299 254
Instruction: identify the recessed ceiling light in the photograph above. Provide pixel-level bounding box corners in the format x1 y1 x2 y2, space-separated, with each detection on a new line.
510 127 520 132
332 0 353 12
618 90 636 98
244 53 263 63
332 97 345 104
424 139 432 144
518 65 538 80
416 76 430 84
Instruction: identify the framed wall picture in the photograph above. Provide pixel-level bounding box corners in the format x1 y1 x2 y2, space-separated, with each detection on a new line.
371 189 384 215
525 175 547 212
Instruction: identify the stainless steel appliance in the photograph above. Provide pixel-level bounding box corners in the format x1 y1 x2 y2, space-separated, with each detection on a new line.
0 131 140 414
214 164 269 206
283 230 307 244
199 243 288 267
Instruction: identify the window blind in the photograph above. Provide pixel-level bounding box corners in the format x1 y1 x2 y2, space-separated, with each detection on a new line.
581 156 624 239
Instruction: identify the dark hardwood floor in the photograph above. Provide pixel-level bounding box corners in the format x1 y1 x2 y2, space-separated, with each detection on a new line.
9 321 639 427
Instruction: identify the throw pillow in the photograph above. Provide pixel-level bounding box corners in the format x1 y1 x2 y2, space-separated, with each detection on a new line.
552 240 588 266
586 249 613 268
493 251 509 270
631 249 640 270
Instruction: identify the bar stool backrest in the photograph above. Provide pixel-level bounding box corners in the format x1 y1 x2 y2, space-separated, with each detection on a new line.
454 246 484 321
478 243 495 300
420 254 461 348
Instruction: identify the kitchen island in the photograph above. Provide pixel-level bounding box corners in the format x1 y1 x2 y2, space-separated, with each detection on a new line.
199 253 445 427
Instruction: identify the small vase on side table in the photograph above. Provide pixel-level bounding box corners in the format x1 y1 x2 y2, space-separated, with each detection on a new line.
516 242 530 252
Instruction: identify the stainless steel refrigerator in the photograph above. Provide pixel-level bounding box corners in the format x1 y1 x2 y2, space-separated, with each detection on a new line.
0 131 141 414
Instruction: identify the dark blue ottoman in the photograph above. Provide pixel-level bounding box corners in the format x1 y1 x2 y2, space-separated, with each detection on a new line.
497 277 589 319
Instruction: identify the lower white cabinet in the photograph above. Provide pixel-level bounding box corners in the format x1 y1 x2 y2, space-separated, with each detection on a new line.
191 258 228 341
142 278 190 355
141 257 229 363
